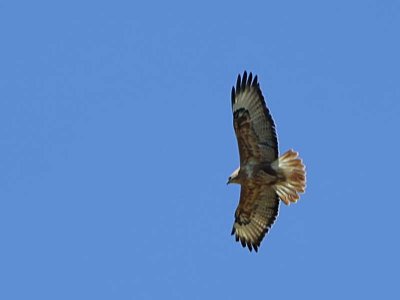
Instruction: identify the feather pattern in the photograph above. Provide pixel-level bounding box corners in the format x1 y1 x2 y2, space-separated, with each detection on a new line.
232 71 278 164
229 71 306 252
231 185 279 252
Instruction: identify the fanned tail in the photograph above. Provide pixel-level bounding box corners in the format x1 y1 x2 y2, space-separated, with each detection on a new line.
272 149 306 205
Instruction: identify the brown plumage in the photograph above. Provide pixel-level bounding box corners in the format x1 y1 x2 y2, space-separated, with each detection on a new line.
228 71 306 252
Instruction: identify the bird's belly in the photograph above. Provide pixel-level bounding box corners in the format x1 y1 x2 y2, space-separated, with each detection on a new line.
254 172 277 186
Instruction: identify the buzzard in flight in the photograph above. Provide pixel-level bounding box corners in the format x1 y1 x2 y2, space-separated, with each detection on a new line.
228 71 306 252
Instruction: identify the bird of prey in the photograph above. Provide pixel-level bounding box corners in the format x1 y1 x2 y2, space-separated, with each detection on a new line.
227 71 306 252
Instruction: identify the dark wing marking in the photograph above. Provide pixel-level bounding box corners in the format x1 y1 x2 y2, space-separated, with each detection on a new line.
231 183 280 252
232 71 278 164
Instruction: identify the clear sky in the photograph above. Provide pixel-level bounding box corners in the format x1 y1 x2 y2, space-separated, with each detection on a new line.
1 0 399 299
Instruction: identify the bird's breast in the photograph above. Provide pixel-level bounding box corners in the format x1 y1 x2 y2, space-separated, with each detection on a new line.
240 164 255 178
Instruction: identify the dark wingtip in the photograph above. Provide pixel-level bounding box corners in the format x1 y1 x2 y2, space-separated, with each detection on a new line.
247 242 253 252
231 87 235 106
236 73 241 92
235 71 258 94
241 71 247 91
247 72 253 86
252 75 258 87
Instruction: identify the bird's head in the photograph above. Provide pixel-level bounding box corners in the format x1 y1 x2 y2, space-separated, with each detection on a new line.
227 167 240 185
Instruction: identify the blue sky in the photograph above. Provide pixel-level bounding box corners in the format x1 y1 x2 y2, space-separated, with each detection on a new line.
1 0 399 299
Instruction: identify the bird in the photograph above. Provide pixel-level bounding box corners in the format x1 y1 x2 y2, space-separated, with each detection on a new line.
227 71 306 252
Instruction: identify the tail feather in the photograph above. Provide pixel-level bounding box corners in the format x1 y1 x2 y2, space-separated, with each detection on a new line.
272 149 306 205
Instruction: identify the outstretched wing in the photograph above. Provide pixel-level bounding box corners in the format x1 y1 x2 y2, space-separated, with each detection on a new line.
231 183 279 252
231 71 278 165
